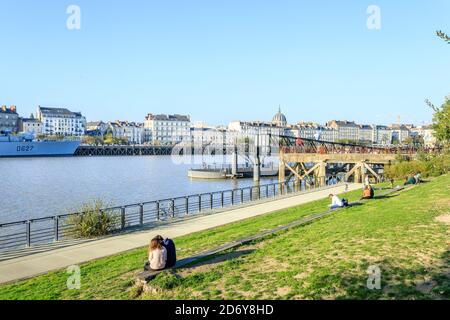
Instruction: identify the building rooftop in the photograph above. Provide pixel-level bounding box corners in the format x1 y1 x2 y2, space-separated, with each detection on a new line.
1 105 18 114
22 118 41 123
230 120 285 128
272 107 287 126
327 120 358 127
109 121 143 128
389 124 410 130
38 106 82 117
87 121 105 127
145 113 190 122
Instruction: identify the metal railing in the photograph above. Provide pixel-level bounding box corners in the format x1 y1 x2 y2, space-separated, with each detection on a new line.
0 177 335 252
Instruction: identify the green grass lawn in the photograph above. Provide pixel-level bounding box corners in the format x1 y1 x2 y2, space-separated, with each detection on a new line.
1 177 449 300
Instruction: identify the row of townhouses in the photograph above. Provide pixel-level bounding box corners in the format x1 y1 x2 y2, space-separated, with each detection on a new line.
1 105 437 147
0 105 86 137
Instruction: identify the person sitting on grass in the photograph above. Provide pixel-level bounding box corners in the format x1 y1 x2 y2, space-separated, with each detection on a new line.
329 194 348 209
154 235 177 268
361 185 374 200
144 238 167 271
389 178 395 189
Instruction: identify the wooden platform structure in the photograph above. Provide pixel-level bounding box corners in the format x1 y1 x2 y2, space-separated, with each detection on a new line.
277 137 420 185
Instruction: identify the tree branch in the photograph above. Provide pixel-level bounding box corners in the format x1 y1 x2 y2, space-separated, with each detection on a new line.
436 30 450 44
425 99 438 112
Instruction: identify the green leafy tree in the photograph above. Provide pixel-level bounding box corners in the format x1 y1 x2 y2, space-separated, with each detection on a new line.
82 135 104 145
426 98 450 146
437 30 450 44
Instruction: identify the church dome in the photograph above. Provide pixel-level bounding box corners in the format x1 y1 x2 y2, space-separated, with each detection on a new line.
272 107 287 126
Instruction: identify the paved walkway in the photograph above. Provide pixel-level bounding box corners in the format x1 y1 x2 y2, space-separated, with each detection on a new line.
0 183 362 285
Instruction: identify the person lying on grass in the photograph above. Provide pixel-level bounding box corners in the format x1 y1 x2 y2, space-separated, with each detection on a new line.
404 175 417 186
329 194 348 209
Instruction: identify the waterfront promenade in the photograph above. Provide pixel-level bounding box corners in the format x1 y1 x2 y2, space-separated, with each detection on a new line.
0 183 361 284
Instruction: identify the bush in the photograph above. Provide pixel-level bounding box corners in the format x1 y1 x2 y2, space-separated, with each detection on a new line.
424 152 450 176
66 200 120 238
384 161 427 179
385 152 450 179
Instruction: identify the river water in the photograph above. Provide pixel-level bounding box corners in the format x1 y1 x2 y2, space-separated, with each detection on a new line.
0 156 279 223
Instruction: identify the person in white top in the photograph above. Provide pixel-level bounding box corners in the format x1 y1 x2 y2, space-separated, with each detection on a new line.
329 194 344 209
147 238 167 270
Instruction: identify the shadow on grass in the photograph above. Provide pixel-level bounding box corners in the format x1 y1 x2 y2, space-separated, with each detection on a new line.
302 249 450 300
371 194 400 200
347 203 363 207
180 249 256 271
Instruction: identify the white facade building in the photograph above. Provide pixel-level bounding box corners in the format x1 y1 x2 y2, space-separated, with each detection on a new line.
389 124 411 144
326 120 360 142
20 117 42 135
288 122 338 142
108 121 144 144
86 121 109 136
358 125 373 143
372 125 393 145
37 106 86 137
144 114 191 145
190 123 228 147
409 125 437 147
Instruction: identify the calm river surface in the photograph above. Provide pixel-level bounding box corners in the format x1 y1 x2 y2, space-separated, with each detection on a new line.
0 156 278 223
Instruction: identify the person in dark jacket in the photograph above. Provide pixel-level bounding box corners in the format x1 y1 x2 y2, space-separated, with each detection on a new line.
154 235 177 268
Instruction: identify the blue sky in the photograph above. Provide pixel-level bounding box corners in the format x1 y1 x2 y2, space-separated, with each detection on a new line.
0 0 448 126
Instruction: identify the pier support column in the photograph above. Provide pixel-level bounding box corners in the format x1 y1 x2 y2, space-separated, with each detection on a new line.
293 163 301 191
231 144 238 177
253 134 261 182
278 159 285 183
354 162 365 184
253 157 261 182
360 161 367 185
318 161 327 187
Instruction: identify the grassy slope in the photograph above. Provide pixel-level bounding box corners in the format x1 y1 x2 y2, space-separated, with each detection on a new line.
145 175 450 300
0 177 448 300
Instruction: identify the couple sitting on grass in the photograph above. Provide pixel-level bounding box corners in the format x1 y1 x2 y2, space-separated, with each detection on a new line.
144 235 177 271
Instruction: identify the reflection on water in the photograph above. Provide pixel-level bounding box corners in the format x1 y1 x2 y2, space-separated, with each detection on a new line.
0 156 278 223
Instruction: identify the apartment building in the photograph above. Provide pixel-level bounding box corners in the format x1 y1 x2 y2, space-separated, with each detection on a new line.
0 105 19 133
144 114 191 145
37 106 86 136
108 121 144 144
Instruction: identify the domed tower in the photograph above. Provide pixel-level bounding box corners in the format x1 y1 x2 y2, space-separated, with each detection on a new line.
272 107 287 127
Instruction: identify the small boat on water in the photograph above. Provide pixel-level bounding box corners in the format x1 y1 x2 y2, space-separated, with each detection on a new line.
188 162 280 179
0 133 80 158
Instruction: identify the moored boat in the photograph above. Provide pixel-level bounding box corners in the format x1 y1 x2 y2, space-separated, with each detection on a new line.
0 134 80 157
